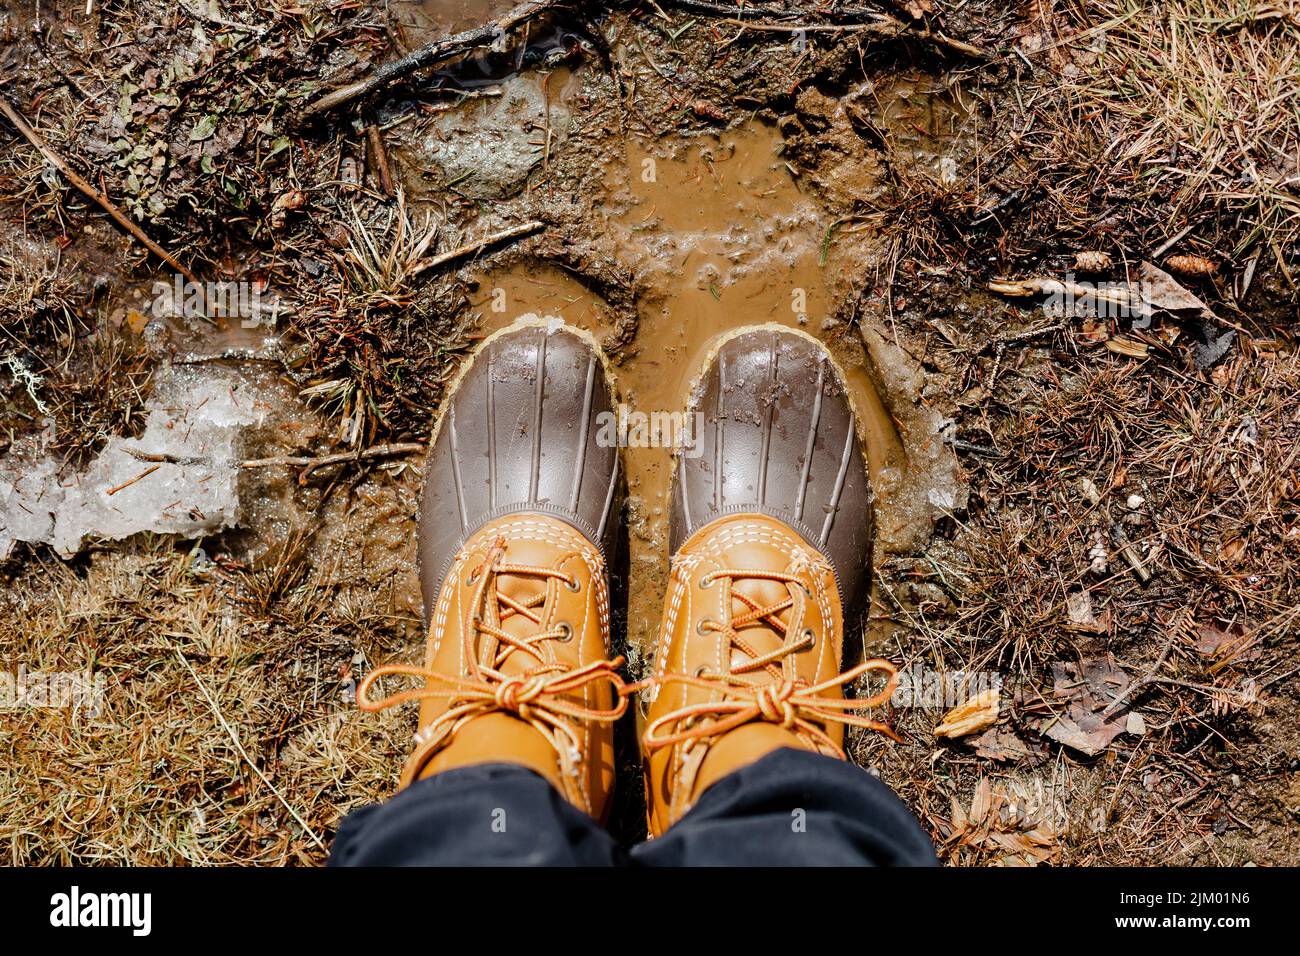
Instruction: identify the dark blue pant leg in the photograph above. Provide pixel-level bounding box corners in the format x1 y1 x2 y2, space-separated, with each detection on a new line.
630 748 937 867
328 763 622 866
329 749 934 866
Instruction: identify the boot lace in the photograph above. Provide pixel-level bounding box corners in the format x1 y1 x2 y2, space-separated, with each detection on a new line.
357 538 628 775
639 566 899 756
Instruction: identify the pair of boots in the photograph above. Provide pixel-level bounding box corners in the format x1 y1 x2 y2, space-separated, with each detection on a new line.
357 317 898 836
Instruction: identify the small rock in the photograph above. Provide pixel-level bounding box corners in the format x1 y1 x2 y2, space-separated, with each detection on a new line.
1080 477 1102 504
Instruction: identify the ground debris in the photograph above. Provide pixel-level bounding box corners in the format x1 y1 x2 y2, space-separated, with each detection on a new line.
1035 658 1134 757
934 687 1001 739
1191 619 1263 672
971 726 1049 765
988 259 1237 368
942 777 1062 866
1074 250 1112 272
1065 589 1110 635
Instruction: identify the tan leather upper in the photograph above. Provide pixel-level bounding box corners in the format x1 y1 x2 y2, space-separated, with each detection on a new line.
359 514 625 819
641 513 897 836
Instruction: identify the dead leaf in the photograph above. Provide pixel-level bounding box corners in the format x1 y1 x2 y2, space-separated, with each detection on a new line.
1065 589 1110 634
1037 658 1133 756
1192 619 1262 671
1137 261 1235 366
1219 536 1247 564
189 114 218 142
1080 316 1110 343
1105 335 1149 358
972 726 1048 764
1138 260 1212 315
935 687 1001 739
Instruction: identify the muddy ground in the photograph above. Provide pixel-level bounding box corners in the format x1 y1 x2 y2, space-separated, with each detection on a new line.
0 1 1297 865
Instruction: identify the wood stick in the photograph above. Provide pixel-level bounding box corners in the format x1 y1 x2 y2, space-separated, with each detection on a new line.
299 0 561 119
241 442 426 485
105 465 161 496
0 96 201 288
408 220 545 277
367 122 395 197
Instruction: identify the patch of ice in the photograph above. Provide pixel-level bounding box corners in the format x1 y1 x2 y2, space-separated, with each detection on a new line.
0 365 268 560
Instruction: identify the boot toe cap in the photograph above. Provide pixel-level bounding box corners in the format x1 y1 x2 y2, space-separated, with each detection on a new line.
670 327 872 614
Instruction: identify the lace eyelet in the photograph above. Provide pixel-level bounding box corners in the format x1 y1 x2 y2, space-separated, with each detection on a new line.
564 576 581 593
801 628 816 647
694 664 712 677
699 574 715 589
555 622 573 642
696 618 715 635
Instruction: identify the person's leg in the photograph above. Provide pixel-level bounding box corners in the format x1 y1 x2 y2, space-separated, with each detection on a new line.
329 764 621 866
631 748 934 866
332 318 628 866
636 326 935 864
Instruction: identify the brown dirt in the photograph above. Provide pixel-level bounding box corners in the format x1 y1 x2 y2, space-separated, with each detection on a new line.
0 0 1296 865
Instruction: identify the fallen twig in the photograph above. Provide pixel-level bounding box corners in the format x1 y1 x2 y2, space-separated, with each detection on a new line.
299 0 562 119
987 320 1069 353
409 221 545 277
1102 637 1176 718
0 96 202 288
105 465 161 496
242 442 426 485
367 122 395 197
1110 522 1153 585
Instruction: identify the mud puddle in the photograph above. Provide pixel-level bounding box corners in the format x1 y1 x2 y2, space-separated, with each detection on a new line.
466 120 949 659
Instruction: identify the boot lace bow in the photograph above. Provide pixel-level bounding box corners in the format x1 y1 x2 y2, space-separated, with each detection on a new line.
639 566 899 756
357 539 628 775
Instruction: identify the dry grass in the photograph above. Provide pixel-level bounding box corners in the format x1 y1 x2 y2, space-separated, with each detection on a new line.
860 310 1300 865
291 192 469 446
1060 0 1300 273
0 536 413 865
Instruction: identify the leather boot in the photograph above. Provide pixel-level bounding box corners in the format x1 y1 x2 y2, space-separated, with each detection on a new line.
358 317 627 819
641 325 899 836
